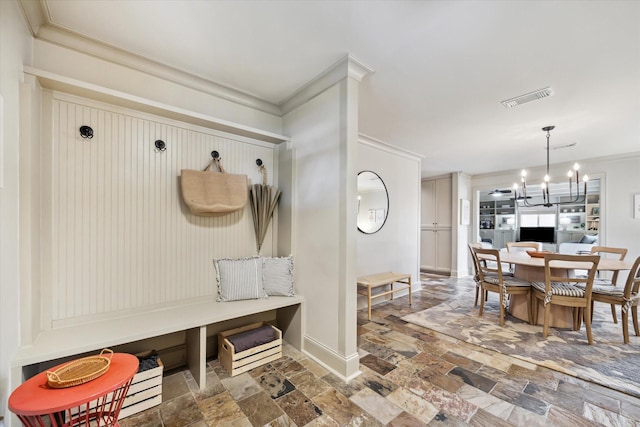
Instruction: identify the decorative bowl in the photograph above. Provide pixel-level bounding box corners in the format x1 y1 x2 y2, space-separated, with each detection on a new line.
526 250 553 258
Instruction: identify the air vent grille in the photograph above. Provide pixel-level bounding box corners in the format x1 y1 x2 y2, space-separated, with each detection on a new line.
501 87 554 108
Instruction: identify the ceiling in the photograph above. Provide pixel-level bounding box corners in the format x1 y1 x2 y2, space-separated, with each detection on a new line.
21 1 640 178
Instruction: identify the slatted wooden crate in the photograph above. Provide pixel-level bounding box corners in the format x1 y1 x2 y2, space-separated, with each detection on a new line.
219 322 282 376
118 356 163 419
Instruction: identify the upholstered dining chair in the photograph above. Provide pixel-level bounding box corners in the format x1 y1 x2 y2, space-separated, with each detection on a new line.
590 255 640 344
589 246 628 324
531 253 600 344
474 248 532 326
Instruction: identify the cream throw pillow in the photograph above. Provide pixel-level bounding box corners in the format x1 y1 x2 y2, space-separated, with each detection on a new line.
262 255 295 297
214 257 267 302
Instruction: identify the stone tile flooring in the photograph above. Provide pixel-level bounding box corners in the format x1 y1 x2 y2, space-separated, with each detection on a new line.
120 275 640 426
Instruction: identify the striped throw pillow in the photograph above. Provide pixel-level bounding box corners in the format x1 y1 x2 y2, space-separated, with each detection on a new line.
214 257 268 302
263 256 295 297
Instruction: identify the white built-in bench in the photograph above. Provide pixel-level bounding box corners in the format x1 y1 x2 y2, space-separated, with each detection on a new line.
13 295 304 389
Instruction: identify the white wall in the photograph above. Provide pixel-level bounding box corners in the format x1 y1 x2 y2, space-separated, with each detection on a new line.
32 40 282 135
0 1 33 421
356 137 421 301
282 78 360 379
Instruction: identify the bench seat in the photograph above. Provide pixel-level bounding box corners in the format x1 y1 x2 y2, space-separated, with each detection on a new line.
13 295 304 389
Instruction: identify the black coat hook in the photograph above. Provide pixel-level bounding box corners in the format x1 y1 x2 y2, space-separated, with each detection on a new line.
256 159 263 167
79 125 94 139
155 140 166 152
211 150 220 159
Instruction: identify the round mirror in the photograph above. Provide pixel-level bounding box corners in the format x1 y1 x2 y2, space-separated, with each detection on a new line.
357 171 389 234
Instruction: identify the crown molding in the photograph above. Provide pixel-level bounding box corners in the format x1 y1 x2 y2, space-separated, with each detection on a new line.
17 0 47 36
18 2 376 121
17 0 282 116
358 133 424 162
280 55 374 115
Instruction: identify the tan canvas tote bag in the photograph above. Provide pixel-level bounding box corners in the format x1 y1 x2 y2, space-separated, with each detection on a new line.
181 158 248 216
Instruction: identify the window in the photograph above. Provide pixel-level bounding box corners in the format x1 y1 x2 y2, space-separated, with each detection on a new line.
520 213 556 227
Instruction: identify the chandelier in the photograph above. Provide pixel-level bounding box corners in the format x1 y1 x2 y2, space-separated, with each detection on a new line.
513 126 588 208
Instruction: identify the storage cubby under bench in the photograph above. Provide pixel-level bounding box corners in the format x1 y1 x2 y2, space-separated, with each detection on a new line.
12 295 304 390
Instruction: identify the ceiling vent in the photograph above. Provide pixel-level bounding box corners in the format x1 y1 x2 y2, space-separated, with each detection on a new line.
501 87 554 108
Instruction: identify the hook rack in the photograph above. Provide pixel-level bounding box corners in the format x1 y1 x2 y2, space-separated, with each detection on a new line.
211 150 220 159
79 125 94 139
155 140 166 152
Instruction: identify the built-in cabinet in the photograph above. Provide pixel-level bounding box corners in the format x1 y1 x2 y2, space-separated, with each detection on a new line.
421 176 452 273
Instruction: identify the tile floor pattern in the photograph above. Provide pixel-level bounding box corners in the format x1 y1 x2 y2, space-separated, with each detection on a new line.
120 275 640 426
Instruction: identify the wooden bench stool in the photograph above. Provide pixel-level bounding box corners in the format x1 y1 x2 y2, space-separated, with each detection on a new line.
357 272 412 320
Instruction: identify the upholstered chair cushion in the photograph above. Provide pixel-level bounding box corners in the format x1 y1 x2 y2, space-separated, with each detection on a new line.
531 281 585 305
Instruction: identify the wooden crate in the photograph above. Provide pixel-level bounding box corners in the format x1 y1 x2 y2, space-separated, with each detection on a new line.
118 356 163 419
219 322 282 377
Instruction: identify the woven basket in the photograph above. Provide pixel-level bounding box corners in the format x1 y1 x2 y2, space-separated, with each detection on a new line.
46 349 113 388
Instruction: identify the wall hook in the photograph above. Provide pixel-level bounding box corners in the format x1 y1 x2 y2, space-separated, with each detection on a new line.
79 125 94 139
211 150 220 159
256 159 263 167
155 140 166 152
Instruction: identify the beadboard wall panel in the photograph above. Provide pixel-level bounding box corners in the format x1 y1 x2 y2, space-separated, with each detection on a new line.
46 93 277 326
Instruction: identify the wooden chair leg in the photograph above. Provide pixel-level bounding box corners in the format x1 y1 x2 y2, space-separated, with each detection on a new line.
622 309 630 344
532 295 539 326
543 303 551 338
499 290 505 327
474 285 479 306
479 286 486 317
526 291 532 325
584 304 593 345
611 304 618 324
633 305 639 337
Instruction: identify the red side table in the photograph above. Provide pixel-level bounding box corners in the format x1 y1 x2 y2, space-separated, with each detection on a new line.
9 353 139 427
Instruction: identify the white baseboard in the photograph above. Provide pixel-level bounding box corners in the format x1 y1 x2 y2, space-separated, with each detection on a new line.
302 335 360 381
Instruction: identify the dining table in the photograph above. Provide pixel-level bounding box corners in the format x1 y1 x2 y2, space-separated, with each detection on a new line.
484 251 632 327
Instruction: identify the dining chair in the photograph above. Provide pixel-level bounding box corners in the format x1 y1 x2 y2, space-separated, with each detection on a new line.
468 243 485 306
506 241 543 252
474 248 532 326
531 253 600 344
505 241 543 272
590 255 640 344
589 246 628 324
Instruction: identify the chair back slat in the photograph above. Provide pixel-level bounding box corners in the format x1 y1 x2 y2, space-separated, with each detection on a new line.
474 248 504 282
507 241 543 252
591 246 628 284
624 256 640 298
468 243 483 283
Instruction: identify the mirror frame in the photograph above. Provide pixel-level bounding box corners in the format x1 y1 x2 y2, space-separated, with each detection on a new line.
357 170 390 234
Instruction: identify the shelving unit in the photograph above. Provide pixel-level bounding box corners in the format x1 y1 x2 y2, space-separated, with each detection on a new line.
586 194 600 235
479 199 516 230
478 198 516 249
